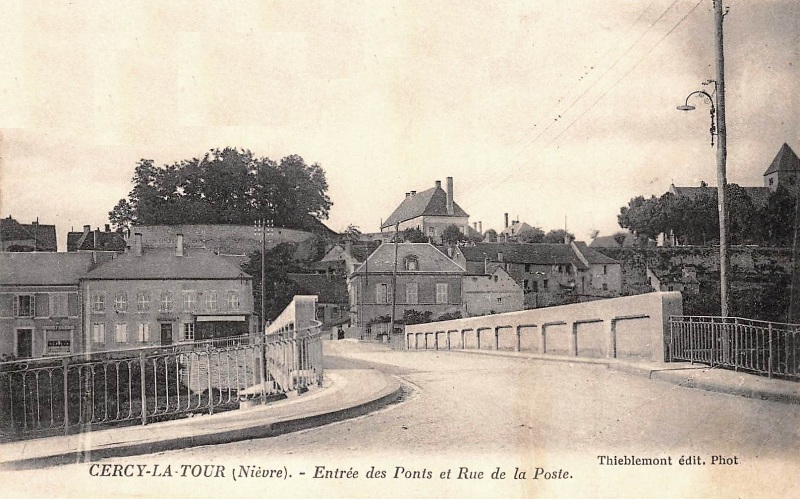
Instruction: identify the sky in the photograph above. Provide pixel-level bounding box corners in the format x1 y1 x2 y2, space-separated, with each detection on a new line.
1 0 798 250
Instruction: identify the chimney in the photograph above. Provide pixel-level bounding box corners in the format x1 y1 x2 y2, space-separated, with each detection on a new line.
134 233 143 256
83 225 91 234
93 229 99 250
473 222 478 231
105 224 110 232
176 233 184 257
410 190 416 196
405 192 410 197
446 177 454 215
435 180 441 189
478 221 482 234
504 213 509 228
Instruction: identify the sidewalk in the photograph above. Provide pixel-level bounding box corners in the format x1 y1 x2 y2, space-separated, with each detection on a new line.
437 348 800 405
0 368 402 470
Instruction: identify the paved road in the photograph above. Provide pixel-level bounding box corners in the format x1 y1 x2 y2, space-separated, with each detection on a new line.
8 340 798 498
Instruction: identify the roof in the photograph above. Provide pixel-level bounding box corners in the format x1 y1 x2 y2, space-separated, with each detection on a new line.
0 253 95 286
500 221 535 236
763 143 800 175
669 184 770 208
352 243 465 275
82 248 251 280
286 273 348 304
458 242 588 270
572 242 619 265
67 229 127 252
1 217 57 251
381 185 469 229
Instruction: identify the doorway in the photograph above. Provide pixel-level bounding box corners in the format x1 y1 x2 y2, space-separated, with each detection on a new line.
160 323 173 346
16 329 33 358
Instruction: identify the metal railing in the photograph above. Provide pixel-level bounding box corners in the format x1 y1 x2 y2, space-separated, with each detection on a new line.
670 315 800 380
0 327 323 440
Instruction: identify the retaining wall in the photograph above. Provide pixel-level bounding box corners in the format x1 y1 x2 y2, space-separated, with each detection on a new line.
404 292 683 362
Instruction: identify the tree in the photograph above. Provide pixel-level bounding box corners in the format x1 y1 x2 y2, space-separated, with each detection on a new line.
759 186 795 247
109 148 332 231
342 224 362 242
442 224 467 245
542 229 574 244
618 195 665 243
517 226 545 243
402 227 428 243
241 243 304 322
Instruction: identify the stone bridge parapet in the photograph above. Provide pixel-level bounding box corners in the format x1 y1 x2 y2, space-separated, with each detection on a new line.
404 292 683 362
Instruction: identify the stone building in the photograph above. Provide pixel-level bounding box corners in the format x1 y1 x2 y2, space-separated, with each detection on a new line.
380 177 469 243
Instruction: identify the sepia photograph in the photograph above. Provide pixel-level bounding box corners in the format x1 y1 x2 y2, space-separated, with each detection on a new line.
0 1 798 497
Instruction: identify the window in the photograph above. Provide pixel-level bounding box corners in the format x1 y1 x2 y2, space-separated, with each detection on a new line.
160 292 173 312
50 293 68 317
533 281 539 292
406 283 418 304
114 292 128 313
496 297 502 304
769 177 774 186
523 279 529 289
137 292 150 312
138 323 150 342
558 265 564 273
227 291 240 311
376 284 389 304
602 283 609 291
543 279 549 290
92 323 106 343
603 265 608 275
436 283 448 304
331 307 340 319
316 306 324 320
525 264 531 273
15 295 36 318
91 293 105 313
205 291 217 311
493 275 498 282
404 256 418 271
114 323 128 342
182 322 195 341
183 292 196 312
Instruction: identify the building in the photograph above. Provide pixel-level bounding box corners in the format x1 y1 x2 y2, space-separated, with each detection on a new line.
763 142 800 193
498 214 537 242
0 217 57 252
286 273 349 334
307 240 381 276
80 233 253 352
348 243 465 337
0 253 95 358
452 241 622 309
380 177 469 243
646 266 700 295
462 266 523 317
67 224 127 264
590 231 636 248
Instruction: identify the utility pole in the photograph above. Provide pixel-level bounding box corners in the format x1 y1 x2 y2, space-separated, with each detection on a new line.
714 0 730 318
255 214 272 333
388 222 400 342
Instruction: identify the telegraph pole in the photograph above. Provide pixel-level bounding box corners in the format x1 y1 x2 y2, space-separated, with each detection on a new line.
714 0 730 318
388 222 400 342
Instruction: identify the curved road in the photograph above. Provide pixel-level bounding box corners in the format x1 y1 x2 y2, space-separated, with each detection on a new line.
12 340 799 498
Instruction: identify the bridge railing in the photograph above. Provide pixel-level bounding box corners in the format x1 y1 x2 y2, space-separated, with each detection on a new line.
0 300 324 441
670 315 800 380
403 292 683 363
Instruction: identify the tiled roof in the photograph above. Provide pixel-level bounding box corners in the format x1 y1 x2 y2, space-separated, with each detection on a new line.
459 242 588 270
572 242 619 265
82 248 250 280
1 217 56 251
763 143 800 175
500 221 535 236
67 229 127 252
589 232 635 248
381 185 468 229
286 273 348 304
0 253 95 286
352 243 465 275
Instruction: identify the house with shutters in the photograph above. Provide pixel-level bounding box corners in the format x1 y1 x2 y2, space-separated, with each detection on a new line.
79 233 253 353
0 253 95 359
348 242 465 337
452 241 621 309
380 177 469 243
462 266 523 317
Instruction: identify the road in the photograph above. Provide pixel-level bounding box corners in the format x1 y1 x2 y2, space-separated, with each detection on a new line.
7 340 799 498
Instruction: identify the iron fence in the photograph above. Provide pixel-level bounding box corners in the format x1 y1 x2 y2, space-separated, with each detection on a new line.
669 315 800 380
0 329 323 440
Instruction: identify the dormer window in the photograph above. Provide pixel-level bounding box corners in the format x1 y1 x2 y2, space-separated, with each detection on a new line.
404 255 419 271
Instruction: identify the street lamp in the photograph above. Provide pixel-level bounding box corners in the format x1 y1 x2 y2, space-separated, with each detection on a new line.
676 0 730 319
